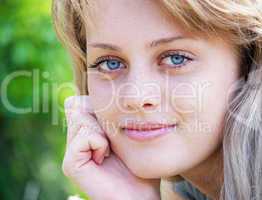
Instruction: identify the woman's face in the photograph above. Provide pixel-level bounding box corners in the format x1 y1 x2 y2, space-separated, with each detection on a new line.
86 0 240 178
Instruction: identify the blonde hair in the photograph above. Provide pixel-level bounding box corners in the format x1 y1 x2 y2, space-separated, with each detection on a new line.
52 0 262 199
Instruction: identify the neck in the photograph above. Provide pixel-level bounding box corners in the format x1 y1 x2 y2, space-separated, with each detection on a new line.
180 146 224 200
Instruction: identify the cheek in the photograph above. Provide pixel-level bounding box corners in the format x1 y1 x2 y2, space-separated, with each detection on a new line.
88 74 116 112
202 71 239 128
178 57 238 126
169 81 205 117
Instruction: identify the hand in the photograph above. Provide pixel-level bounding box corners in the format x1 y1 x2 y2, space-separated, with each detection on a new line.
62 95 160 200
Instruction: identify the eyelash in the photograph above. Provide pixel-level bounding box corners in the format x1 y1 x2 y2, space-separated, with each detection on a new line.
158 50 193 68
88 50 194 73
88 55 126 73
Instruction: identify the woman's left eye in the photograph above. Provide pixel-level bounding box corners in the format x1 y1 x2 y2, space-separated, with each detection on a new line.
158 51 194 68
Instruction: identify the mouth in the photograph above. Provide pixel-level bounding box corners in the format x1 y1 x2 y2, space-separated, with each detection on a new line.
120 123 177 141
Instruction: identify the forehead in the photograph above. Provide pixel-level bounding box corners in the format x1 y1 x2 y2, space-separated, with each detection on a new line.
85 0 189 43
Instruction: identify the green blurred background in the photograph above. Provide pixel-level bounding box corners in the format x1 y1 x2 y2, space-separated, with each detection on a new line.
0 0 88 199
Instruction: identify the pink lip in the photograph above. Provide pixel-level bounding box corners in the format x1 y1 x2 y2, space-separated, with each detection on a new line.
121 124 177 141
121 122 176 131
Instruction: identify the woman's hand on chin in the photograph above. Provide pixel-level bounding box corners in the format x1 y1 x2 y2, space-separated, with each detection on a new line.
62 95 161 200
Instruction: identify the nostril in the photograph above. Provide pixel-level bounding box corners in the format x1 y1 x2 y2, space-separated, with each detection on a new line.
143 103 153 108
142 98 159 109
122 97 159 111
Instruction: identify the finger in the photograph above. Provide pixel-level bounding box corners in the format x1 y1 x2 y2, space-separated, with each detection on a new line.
92 142 111 164
62 148 92 177
64 95 104 145
69 126 109 164
64 95 97 119
64 95 97 129
66 110 104 146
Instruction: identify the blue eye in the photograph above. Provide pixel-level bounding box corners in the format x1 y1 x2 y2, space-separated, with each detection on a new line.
105 60 121 70
88 56 126 73
159 51 193 68
171 55 185 65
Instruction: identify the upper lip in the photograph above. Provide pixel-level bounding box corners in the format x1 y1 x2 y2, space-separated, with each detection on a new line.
121 122 177 131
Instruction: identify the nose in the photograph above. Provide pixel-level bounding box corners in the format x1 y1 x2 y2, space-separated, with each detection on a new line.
121 83 161 113
123 96 159 112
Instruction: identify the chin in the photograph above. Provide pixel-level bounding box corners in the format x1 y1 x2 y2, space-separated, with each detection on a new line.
130 167 162 179
126 160 182 179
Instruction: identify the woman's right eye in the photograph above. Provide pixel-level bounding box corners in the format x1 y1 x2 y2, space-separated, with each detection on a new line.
88 56 127 73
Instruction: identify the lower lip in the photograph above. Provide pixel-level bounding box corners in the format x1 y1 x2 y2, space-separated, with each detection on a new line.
122 125 177 142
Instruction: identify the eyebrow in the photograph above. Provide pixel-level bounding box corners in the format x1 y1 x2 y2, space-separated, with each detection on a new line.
88 35 188 52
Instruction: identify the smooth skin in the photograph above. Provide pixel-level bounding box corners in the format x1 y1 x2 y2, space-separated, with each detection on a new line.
63 96 161 200
62 0 241 199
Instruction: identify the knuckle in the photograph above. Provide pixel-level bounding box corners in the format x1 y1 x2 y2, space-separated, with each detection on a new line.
99 135 108 145
91 132 108 148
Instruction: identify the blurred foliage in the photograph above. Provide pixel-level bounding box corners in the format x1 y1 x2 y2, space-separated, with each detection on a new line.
0 0 88 199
